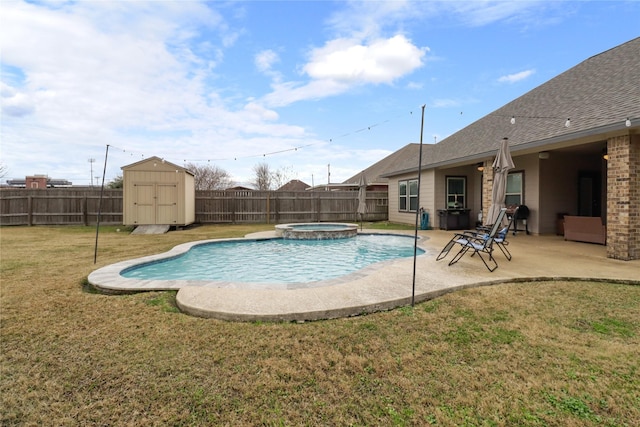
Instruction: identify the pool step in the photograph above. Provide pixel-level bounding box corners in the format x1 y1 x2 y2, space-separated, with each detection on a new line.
131 225 171 235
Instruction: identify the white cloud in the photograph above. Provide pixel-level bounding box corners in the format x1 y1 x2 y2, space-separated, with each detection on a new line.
262 35 427 107
498 69 536 84
0 82 35 117
435 1 553 27
255 49 279 73
304 35 426 84
0 1 317 183
431 98 461 108
326 0 415 40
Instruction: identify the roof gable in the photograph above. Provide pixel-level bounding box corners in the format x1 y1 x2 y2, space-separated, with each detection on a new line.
121 156 193 175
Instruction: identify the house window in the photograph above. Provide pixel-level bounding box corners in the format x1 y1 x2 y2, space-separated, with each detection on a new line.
399 179 418 212
505 171 524 206
446 177 466 209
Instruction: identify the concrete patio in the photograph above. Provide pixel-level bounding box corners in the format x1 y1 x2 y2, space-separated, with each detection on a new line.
175 229 640 322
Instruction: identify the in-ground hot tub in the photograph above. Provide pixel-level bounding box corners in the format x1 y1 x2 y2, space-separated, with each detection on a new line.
275 223 358 239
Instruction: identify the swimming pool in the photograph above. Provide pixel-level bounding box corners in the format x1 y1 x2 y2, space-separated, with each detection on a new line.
121 234 422 287
88 232 426 293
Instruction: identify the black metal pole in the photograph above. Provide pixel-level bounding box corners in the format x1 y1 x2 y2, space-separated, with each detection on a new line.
94 144 110 264
412 105 426 307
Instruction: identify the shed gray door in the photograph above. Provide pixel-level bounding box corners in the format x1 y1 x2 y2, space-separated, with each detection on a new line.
133 183 178 225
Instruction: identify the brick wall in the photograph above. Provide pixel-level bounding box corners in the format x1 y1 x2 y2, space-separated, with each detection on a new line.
606 134 640 260
481 161 493 223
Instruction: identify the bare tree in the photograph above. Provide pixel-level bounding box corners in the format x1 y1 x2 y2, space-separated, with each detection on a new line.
252 163 295 190
252 162 272 191
0 162 8 179
184 162 233 190
272 165 294 189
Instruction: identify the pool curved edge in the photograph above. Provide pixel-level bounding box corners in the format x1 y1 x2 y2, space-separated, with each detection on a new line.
88 237 253 293
88 233 428 294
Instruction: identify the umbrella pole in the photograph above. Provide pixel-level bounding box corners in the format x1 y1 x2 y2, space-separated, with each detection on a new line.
412 105 426 307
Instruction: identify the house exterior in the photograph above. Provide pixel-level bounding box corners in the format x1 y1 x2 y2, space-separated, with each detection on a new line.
5 176 73 188
122 156 195 226
383 37 639 260
343 144 418 192
277 179 310 191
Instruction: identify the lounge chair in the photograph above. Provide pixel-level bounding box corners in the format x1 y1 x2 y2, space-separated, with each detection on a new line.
476 207 517 261
436 207 507 272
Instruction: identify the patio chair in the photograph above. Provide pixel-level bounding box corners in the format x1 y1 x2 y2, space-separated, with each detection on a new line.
436 207 507 272
476 207 517 261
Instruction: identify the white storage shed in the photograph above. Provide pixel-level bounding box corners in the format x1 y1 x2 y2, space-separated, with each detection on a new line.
122 156 195 226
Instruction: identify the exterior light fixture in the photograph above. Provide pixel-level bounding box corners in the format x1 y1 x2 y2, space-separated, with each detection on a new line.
510 116 515 125
565 118 571 128
477 163 484 172
538 152 550 160
626 117 631 127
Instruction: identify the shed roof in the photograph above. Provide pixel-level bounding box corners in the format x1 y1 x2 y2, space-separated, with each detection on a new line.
384 37 640 177
121 156 194 175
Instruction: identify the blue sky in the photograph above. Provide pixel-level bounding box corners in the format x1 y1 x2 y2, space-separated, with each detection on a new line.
1 0 639 187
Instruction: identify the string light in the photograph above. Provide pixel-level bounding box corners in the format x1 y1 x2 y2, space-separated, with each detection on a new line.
504 113 633 129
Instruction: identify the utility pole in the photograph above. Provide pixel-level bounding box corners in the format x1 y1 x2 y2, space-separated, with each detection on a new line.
88 158 95 187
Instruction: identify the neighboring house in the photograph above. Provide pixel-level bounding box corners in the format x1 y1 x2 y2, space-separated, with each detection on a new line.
226 185 255 191
277 179 310 191
307 183 362 191
382 37 639 260
343 146 419 192
5 176 73 188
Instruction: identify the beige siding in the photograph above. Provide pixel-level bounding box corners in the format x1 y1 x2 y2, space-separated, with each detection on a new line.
122 157 195 226
388 170 437 227
390 165 484 228
537 151 604 234
512 154 539 234
184 173 196 224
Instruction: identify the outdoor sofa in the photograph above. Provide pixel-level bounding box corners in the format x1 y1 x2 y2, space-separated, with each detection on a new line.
563 215 606 245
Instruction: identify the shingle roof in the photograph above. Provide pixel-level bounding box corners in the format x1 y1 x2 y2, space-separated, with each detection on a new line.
343 143 430 184
277 179 310 191
385 37 640 176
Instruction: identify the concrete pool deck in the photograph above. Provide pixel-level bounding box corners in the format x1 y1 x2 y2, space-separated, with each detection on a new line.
173 229 640 322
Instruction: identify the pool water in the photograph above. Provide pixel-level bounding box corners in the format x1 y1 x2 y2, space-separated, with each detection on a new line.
122 234 422 285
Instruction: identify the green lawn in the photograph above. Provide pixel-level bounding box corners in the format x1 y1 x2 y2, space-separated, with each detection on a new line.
1 224 638 426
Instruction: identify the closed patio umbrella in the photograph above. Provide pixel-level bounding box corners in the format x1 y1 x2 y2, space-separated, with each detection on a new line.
356 174 367 229
486 138 515 225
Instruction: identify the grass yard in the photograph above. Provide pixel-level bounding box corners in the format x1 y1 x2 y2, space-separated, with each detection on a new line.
1 225 639 426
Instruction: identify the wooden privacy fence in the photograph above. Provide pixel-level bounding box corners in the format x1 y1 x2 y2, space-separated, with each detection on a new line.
0 189 123 226
196 190 388 224
1 189 388 226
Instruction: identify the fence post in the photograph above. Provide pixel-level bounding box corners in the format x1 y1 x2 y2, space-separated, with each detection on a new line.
231 194 236 224
266 193 270 224
83 196 88 226
27 196 33 226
